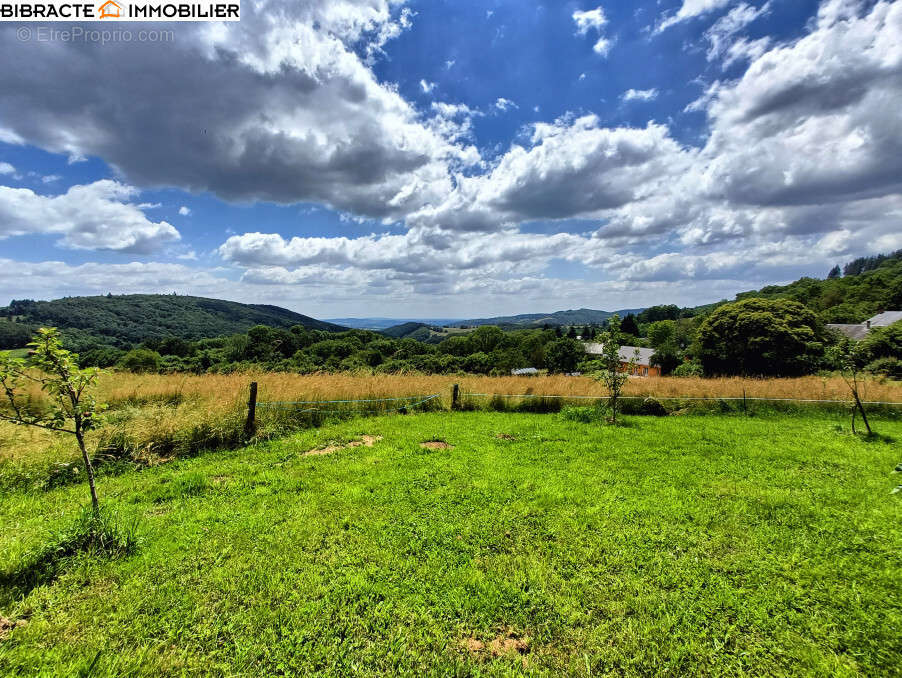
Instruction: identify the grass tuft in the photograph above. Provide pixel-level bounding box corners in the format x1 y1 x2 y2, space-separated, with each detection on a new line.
146 471 209 503
0 507 138 607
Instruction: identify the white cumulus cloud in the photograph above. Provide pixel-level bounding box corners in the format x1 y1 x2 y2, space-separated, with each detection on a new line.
0 180 180 253
573 6 614 57
622 88 659 102
573 7 608 34
657 0 731 32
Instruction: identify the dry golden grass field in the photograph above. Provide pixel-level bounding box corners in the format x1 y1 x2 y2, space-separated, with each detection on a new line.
89 370 902 404
2 371 901 484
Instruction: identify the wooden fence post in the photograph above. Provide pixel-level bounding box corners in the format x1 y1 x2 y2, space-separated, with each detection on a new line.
245 381 258 436
452 383 459 410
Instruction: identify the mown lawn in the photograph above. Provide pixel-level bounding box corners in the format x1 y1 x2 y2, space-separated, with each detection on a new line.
1 412 900 676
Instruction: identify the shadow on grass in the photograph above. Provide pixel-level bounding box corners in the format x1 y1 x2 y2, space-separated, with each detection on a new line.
0 508 138 607
859 432 896 444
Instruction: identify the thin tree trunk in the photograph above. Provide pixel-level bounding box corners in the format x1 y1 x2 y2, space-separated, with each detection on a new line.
852 390 872 435
75 429 100 515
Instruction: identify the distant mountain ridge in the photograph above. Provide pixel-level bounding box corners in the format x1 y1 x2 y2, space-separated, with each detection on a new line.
451 307 646 328
335 308 647 333
324 317 463 330
0 294 345 350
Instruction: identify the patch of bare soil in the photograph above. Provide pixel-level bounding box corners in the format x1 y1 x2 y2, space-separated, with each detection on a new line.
463 637 484 653
306 435 382 456
0 616 26 640
420 440 452 450
462 631 530 660
489 635 529 657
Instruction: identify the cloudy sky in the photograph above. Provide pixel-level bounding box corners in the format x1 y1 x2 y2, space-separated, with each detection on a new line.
1 0 900 318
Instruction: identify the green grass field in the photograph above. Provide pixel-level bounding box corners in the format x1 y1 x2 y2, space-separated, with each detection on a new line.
1 412 900 676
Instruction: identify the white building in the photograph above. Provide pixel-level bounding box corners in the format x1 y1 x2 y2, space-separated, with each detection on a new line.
827 310 902 340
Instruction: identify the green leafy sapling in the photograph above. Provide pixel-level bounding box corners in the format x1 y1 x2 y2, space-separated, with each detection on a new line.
0 328 105 512
591 315 638 424
827 337 872 436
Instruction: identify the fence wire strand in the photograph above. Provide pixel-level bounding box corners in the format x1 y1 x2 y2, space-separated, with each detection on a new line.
256 393 441 413
462 393 902 406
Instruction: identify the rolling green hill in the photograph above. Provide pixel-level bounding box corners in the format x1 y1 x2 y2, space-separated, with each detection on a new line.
380 322 432 339
0 294 345 351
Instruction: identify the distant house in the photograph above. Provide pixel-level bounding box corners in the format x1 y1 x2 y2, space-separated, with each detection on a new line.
511 367 539 376
827 310 902 340
584 343 660 377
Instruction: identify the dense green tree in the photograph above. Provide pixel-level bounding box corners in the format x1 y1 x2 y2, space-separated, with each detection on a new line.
520 332 547 368
394 337 435 359
695 299 824 376
223 334 250 362
468 325 505 354
620 314 640 337
859 320 902 362
827 265 841 279
0 321 35 349
306 338 360 363
462 352 493 374
493 347 529 374
637 305 680 324
647 320 675 348
119 348 162 373
156 336 194 358
646 320 682 374
79 346 125 368
544 338 584 374
437 335 473 357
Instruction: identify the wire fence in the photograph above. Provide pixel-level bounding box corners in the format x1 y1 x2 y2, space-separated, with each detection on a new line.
256 393 442 414
241 380 902 437
454 391 902 417
462 393 902 406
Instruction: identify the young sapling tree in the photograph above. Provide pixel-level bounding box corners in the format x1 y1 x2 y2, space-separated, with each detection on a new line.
0 328 105 512
592 315 638 424
828 337 872 435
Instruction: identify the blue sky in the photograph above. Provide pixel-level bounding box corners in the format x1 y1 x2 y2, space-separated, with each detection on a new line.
1 0 900 317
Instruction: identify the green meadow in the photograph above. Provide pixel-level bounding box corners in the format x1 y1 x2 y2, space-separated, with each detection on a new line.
1 411 900 676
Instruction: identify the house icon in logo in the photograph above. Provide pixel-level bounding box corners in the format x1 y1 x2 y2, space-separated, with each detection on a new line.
98 0 121 18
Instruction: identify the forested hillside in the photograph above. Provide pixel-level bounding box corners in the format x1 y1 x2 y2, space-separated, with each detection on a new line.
734 250 902 323
0 294 345 350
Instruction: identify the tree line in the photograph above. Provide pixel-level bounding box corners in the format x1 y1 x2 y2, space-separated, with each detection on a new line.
3 251 901 378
